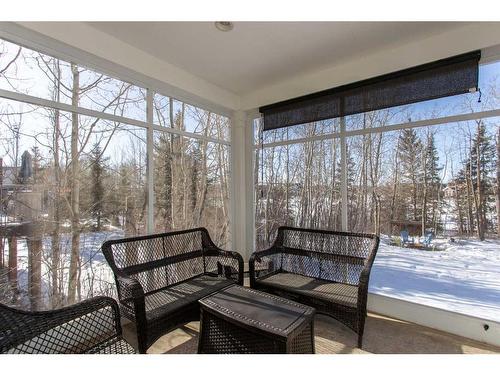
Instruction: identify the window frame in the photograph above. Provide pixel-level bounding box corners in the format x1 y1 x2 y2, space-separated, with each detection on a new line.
252 58 500 244
0 29 233 239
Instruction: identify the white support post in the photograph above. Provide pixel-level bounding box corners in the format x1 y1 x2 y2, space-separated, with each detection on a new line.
230 110 254 262
340 116 348 231
146 89 154 234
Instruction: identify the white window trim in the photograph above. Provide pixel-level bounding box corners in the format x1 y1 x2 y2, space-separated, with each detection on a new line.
254 108 500 150
0 89 230 146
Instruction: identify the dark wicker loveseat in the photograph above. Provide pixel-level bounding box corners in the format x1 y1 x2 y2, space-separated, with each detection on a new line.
249 226 379 348
102 227 244 353
0 296 135 354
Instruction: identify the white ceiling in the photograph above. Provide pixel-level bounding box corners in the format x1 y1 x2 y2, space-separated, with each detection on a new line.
87 22 469 96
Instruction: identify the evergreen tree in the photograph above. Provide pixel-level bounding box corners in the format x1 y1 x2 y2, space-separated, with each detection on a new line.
469 121 495 189
454 166 474 235
423 133 441 185
190 141 202 212
335 143 356 227
458 121 495 239
30 145 43 184
153 133 172 230
470 121 495 238
397 129 423 221
88 143 108 231
117 163 136 235
421 131 442 234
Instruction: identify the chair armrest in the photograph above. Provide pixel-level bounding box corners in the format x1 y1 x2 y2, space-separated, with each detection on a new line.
116 273 145 303
249 246 282 287
250 246 282 263
357 236 380 311
203 247 244 285
1 297 123 354
357 267 371 305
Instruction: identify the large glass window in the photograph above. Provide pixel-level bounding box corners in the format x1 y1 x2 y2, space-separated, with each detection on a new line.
0 37 231 310
78 69 147 121
153 93 230 141
254 60 500 321
345 119 500 236
0 39 73 104
153 132 231 248
0 38 147 121
255 119 341 250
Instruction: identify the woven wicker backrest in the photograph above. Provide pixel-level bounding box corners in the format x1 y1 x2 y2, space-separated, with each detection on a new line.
276 227 378 285
103 229 206 294
0 298 118 354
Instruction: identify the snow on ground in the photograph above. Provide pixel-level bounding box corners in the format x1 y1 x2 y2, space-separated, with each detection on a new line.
6 229 500 322
369 236 500 322
13 230 124 307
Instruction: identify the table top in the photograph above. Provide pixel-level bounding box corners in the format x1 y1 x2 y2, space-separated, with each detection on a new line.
199 285 315 338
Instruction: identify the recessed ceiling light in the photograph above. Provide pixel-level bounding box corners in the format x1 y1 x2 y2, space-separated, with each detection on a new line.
215 22 234 32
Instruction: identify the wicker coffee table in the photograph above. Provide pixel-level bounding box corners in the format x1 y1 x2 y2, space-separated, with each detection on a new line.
198 285 315 354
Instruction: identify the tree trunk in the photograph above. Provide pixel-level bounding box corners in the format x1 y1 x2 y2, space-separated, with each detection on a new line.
370 133 383 236
328 138 338 229
412 174 419 222
454 179 464 235
170 102 185 229
475 122 485 241
421 138 428 237
68 64 81 304
51 60 62 308
0 237 3 268
193 114 210 224
7 236 17 291
465 173 475 235
27 234 42 310
390 136 401 234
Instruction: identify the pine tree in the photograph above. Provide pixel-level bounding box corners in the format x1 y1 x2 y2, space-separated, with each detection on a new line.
116 163 136 235
335 143 356 227
397 128 423 222
470 121 495 239
421 131 442 235
190 141 202 212
469 122 495 184
88 143 108 232
154 132 172 230
30 145 43 184
454 166 474 235
459 121 495 239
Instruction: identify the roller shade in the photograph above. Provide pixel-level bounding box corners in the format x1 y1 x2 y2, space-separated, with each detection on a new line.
259 50 481 131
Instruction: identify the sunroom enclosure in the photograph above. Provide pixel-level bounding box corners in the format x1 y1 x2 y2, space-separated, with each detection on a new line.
1 22 500 348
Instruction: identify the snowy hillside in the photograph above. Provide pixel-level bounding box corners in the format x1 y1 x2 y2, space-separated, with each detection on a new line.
369 236 500 322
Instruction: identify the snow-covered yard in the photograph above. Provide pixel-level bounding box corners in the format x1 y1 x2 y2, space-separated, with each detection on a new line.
369 236 500 322
5 230 500 323
12 230 123 306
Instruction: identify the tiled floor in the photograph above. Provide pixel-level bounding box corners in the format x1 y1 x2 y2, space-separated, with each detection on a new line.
122 312 499 354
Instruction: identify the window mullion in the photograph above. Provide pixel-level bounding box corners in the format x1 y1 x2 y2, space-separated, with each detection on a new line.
340 116 348 231
146 89 154 234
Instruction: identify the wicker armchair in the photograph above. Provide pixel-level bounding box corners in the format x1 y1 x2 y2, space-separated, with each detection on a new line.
249 226 379 348
0 296 135 354
102 227 244 353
